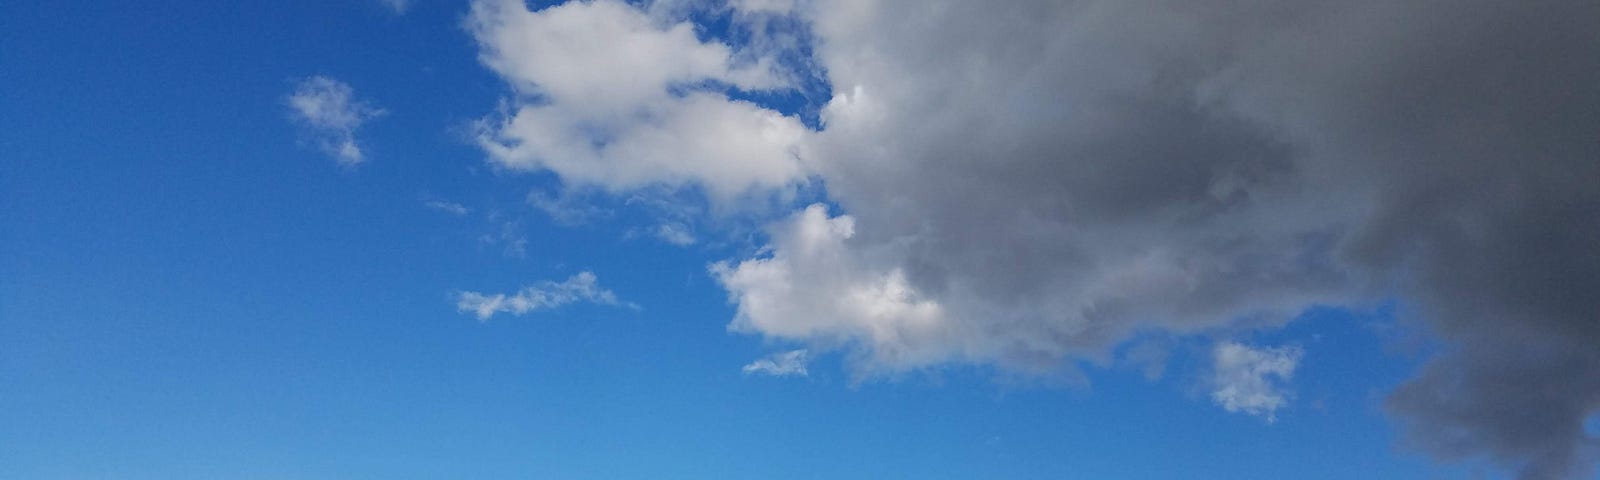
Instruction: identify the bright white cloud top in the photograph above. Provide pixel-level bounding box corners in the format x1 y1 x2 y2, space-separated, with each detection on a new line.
468 0 809 202
286 76 384 166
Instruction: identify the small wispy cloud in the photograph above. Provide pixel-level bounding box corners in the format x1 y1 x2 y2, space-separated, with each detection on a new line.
652 223 696 246
455 271 634 321
1209 341 1303 423
425 200 471 216
478 220 528 259
528 189 611 226
742 349 810 377
378 0 409 14
286 76 384 166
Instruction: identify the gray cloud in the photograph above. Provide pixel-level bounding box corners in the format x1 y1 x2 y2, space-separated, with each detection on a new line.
1211 1 1600 476
469 0 1599 476
772 0 1598 476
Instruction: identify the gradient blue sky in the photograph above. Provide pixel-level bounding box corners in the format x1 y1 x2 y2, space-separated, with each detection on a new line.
4 1 1589 479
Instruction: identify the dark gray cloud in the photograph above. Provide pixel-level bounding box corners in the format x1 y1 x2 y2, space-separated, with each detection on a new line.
723 0 1598 476
1223 1 1600 477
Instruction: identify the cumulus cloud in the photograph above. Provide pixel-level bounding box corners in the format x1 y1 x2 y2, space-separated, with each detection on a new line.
469 0 1599 476
286 76 384 166
742 349 810 377
1209 342 1303 422
712 205 949 374
456 271 630 321
467 0 809 202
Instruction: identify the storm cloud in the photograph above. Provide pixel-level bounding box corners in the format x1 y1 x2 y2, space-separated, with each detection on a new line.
470 0 1599 476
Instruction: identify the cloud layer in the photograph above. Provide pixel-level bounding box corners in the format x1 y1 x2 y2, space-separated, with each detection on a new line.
466 0 1599 476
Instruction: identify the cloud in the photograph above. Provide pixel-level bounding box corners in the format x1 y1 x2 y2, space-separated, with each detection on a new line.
528 188 612 226
712 205 949 374
651 223 696 246
425 200 470 216
731 0 794 15
455 271 630 321
1209 342 1303 422
467 0 809 203
471 0 1600 476
286 76 384 166
478 220 528 259
742 349 810 377
1388 335 1600 480
378 0 408 14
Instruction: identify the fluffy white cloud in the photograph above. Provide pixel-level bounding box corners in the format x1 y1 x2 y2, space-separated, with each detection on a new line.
286 76 384 166
713 205 950 374
1209 342 1303 422
456 271 629 321
468 0 809 202
742 349 810 377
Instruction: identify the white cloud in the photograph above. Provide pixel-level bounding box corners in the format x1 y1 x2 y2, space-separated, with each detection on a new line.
467 0 808 202
286 76 384 166
713 204 950 373
425 200 470 216
742 349 810 377
1209 342 1303 422
731 0 794 15
652 223 696 246
456 271 630 321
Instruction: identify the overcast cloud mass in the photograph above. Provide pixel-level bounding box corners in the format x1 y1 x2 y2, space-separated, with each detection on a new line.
467 0 1598 477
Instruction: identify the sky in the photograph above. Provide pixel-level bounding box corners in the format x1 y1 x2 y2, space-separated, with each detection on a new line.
2 1 1596 479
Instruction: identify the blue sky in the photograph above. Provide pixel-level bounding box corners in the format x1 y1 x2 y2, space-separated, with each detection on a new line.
5 1 1597 479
